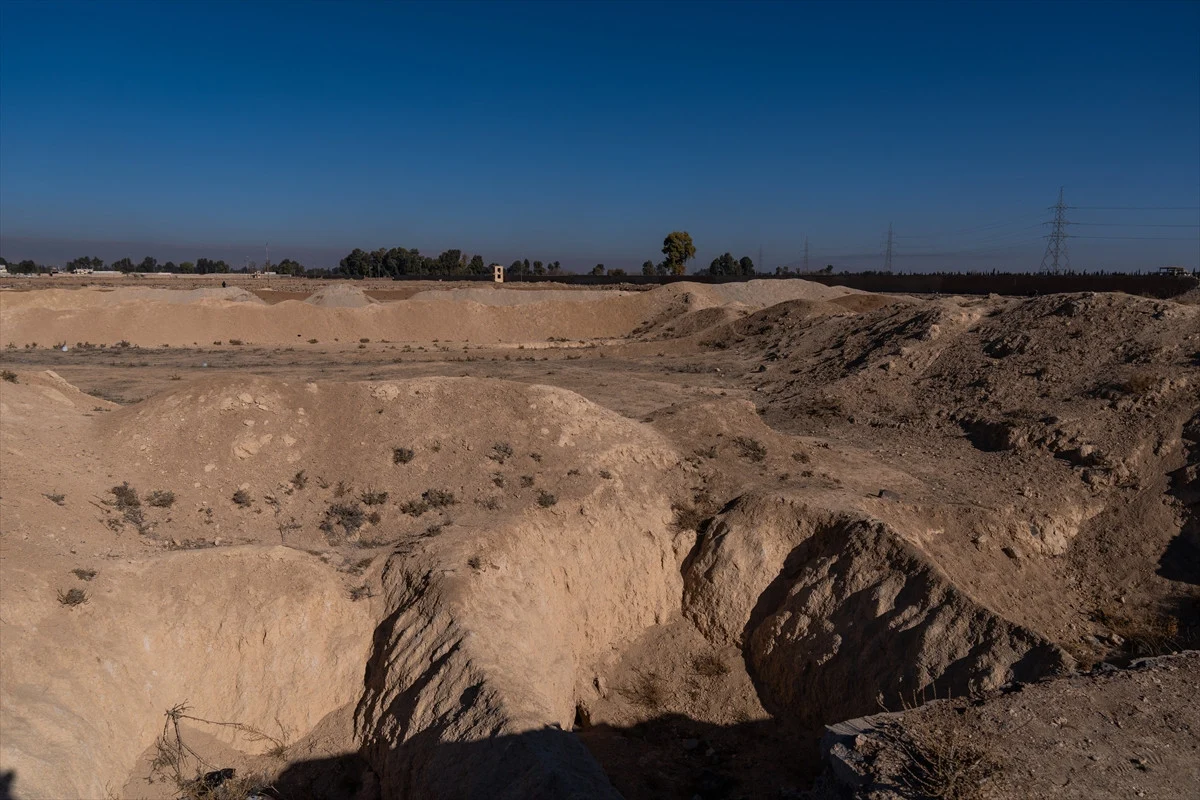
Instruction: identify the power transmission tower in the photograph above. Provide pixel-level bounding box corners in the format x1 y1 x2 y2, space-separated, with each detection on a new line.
803 237 810 272
1039 187 1070 273
758 245 764 274
884 223 894 271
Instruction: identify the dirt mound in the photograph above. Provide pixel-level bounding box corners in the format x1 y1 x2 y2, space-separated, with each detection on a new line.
817 652 1200 799
407 286 631 305
304 283 379 307
682 494 1068 729
0 286 673 346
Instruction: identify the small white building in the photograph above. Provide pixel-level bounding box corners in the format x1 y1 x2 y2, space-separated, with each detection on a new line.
492 264 505 283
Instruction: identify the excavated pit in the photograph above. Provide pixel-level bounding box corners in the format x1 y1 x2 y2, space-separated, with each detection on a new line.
2 280 1198 799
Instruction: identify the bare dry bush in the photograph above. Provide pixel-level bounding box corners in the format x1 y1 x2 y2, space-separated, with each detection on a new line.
878 717 1001 800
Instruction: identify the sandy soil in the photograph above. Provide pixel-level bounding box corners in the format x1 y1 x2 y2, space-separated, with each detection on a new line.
0 279 1196 799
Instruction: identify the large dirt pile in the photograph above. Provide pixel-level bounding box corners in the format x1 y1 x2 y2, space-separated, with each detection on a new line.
305 283 379 307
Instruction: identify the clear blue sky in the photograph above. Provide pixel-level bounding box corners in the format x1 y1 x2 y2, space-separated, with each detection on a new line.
2 0 1198 272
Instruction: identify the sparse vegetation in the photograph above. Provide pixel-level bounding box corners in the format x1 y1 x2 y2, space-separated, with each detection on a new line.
878 717 1001 800
692 652 730 677
599 469 613 479
489 442 514 463
71 568 97 581
58 588 88 607
423 488 457 508
321 501 365 535
733 436 767 462
536 490 558 508
393 447 415 464
1 370 17 383
520 475 535 488
619 670 666 710
291 470 308 489
349 585 374 601
111 482 141 510
146 489 176 508
43 491 66 506
231 489 252 508
360 489 388 505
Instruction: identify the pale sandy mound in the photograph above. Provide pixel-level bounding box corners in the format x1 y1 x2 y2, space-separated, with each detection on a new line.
407 286 631 305
666 278 863 310
0 286 263 311
0 286 672 345
304 283 378 307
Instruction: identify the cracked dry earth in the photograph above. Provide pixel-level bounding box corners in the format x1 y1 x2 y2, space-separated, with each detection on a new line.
0 279 1197 799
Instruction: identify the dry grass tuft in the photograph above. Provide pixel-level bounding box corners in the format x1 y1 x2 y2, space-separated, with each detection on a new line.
231 489 252 508
58 588 89 607
71 568 97 581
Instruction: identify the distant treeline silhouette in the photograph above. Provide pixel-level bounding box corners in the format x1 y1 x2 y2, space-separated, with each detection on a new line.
2 254 1194 298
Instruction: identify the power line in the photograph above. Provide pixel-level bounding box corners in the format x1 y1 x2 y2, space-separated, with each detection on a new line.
1073 222 1200 228
1073 235 1200 241
884 222 894 271
1039 187 1070 273
1073 206 1200 210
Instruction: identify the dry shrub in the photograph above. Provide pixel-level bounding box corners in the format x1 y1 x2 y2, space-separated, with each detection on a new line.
879 717 1001 800
423 488 457 508
520 475 535 488
321 502 365 535
146 489 176 508
692 653 730 677
1 370 17 383
1093 605 1183 657
43 491 66 505
359 489 388 506
536 490 558 508
71 568 97 581
111 482 141 510
619 670 667 711
231 489 252 508
150 703 283 797
57 588 88 607
733 436 767 462
291 470 308 490
489 442 514 463
393 447 415 464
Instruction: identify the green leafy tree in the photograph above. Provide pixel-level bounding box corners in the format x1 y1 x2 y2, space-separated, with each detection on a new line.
468 254 487 274
661 231 695 275
162 261 177 272
547 261 563 276
13 259 40 273
608 268 627 276
738 256 755 275
641 260 655 276
111 257 135 272
707 252 737 275
530 259 543 276
509 259 526 277
178 261 196 274
138 256 158 272
276 258 304 275
590 264 605 276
